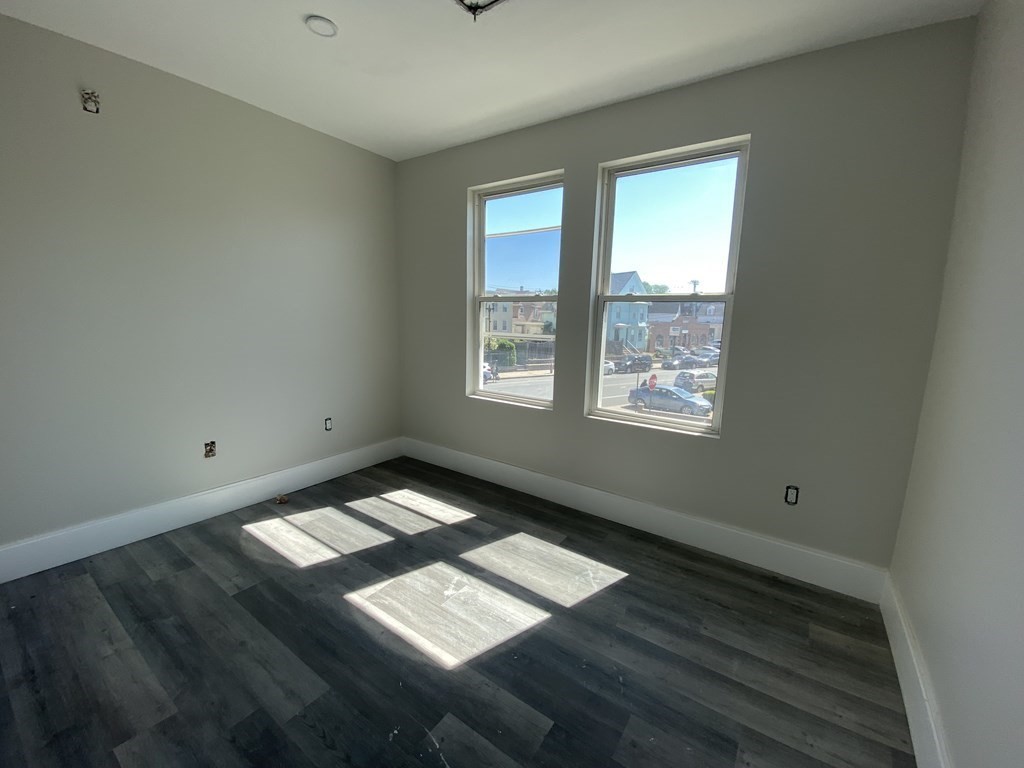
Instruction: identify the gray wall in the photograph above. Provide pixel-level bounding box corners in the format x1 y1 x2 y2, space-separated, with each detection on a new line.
396 22 975 566
890 1 1024 764
0 15 399 546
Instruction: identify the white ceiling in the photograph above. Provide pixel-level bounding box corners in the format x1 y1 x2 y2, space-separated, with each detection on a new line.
0 0 981 160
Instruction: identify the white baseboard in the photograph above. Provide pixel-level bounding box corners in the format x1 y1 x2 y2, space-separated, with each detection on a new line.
880 577 953 768
0 439 403 585
0 435 888 604
400 438 887 603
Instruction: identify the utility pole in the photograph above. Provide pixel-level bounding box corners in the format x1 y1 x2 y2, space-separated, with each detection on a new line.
484 303 494 350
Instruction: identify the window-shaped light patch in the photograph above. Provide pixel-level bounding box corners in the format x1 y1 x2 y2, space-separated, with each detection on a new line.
380 489 475 524
460 533 627 607
286 508 394 554
345 497 440 535
243 508 394 568
345 562 549 670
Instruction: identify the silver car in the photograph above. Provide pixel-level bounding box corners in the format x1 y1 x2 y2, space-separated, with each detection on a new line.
673 368 717 393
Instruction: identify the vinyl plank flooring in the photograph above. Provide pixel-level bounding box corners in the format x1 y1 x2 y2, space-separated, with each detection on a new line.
734 728 837 768
46 573 176 742
162 567 328 725
165 522 264 596
538 617 896 768
0 459 915 767
476 638 634 761
612 712 737 768
422 712 523 768
101 579 262 731
226 708 318 768
302 588 555 763
616 606 912 753
283 688 416 768
0 682 27 768
123 535 192 582
234 579 448 741
112 712 249 768
83 547 147 589
0 576 129 767
808 623 898 671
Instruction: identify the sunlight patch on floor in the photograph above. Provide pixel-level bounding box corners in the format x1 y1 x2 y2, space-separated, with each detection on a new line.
243 507 394 567
243 517 341 568
345 496 441 535
285 507 394 554
380 489 476 524
460 533 628 607
345 562 549 669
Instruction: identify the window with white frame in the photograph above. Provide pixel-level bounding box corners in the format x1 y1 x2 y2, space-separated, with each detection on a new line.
590 139 748 435
470 175 563 405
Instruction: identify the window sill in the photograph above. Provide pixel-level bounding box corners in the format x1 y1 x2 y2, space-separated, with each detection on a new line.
468 392 554 411
586 408 721 439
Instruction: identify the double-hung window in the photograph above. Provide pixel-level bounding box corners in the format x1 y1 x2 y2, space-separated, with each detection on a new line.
469 174 563 406
590 138 748 435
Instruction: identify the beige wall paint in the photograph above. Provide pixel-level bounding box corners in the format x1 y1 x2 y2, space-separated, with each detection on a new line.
890 1 1024 764
0 15 399 546
396 22 975 566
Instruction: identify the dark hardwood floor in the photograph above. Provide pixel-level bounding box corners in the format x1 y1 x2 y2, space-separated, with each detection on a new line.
0 457 914 767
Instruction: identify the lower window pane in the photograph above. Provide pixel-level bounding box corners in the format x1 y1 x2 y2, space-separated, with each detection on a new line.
597 300 724 428
479 300 556 402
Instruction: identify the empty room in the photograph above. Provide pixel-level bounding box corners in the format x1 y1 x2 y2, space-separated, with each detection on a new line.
0 1 1020 766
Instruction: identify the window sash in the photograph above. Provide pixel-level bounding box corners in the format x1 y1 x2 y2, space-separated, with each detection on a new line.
590 296 732 436
588 138 748 436
468 173 563 405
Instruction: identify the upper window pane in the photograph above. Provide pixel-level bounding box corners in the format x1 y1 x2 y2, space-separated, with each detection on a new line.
610 156 738 294
484 187 562 294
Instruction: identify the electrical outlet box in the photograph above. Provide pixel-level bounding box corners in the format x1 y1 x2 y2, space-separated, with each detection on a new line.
204 441 216 458
784 485 799 505
325 417 332 431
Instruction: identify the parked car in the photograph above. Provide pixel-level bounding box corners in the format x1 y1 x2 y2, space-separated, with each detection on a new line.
673 369 718 393
603 360 615 375
614 354 652 373
627 385 713 416
662 354 703 370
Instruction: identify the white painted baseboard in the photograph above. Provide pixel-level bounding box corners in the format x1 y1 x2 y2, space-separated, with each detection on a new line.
0 435 888 604
401 438 887 603
0 439 403 585
880 577 953 768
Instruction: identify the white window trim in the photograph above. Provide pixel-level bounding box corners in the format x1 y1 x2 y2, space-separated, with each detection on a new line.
467 170 564 408
586 136 750 437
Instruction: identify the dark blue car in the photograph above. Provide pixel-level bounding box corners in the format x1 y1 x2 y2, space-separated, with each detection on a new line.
661 354 704 370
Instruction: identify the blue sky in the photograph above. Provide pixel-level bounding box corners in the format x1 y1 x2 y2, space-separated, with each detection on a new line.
484 158 738 294
484 186 563 293
485 229 561 293
612 156 737 293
